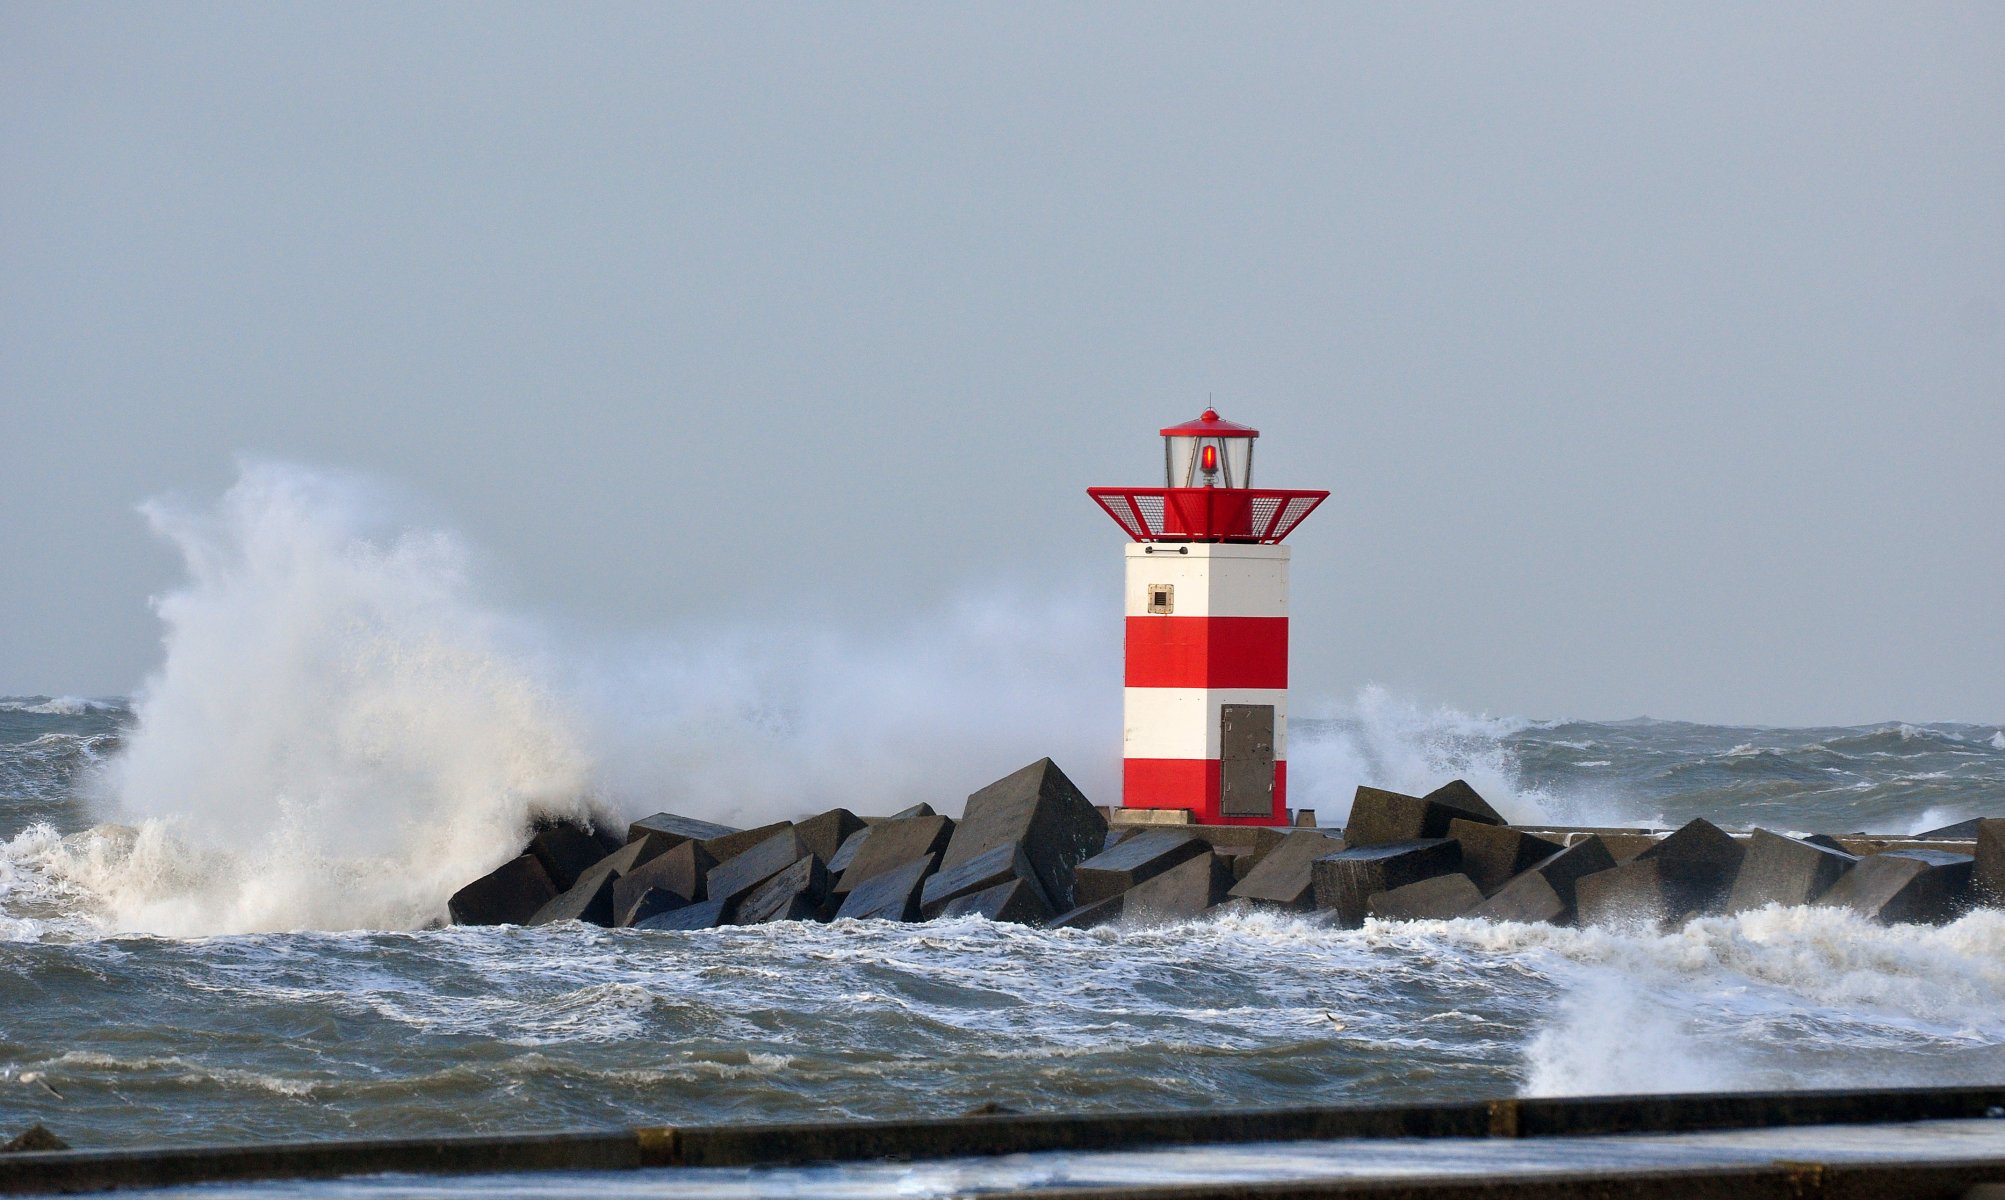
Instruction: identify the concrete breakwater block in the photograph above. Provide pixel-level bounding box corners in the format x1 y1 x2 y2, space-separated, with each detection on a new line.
448 854 557 926
919 841 1049 919
1342 782 1503 848
613 839 715 918
735 855 830 924
1815 849 1975 924
1977 819 2004 904
835 815 953 894
1448 820 1563 896
1227 830 1343 909
619 886 688 927
527 822 621 892
1575 860 1671 928
795 808 866 865
1367 872 1482 921
835 855 937 921
706 828 810 908
940 878 1052 925
1469 837 1617 925
1120 851 1232 924
1312 839 1462 927
636 897 729 931
827 826 873 875
626 812 737 848
941 757 1106 912
1725 830 1856 913
528 870 617 927
1072 831 1210 907
1633 818 1745 916
701 821 794 865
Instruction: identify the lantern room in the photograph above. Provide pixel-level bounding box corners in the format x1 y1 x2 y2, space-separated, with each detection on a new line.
1162 409 1258 489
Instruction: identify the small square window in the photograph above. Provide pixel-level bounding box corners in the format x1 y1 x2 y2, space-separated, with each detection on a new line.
1148 585 1174 615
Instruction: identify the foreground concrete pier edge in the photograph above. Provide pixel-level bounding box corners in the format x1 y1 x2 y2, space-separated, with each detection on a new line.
4 1085 2004 1195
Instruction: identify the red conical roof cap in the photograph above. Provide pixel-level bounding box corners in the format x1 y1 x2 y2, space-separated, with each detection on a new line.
1159 408 1259 438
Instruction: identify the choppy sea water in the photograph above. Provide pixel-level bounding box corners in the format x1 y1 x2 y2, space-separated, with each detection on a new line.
2 695 2003 1151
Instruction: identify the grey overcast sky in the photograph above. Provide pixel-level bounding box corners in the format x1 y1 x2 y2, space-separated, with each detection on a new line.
2 3 2001 726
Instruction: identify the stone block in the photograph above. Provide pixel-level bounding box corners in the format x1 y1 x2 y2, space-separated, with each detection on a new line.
527 822 616 891
700 821 794 864
1121 851 1232 924
1368 872 1482 921
942 758 1107 911
1342 785 1502 849
705 828 808 906
1815 849 1975 924
448 854 557 926
1575 861 1672 928
618 886 688 928
527 870 617 927
920 841 1049 918
834 855 937 922
1102 829 1139 853
1467 836 1616 924
1228 830 1344 908
1311 838 1462 927
836 815 954 893
1724 829 1857 913
1424 779 1505 824
887 802 937 820
734 855 830 924
1186 825 1290 858
1109 807 1193 826
1448 820 1564 896
636 897 730 931
568 833 674 900
795 808 866 865
1634 817 1746 914
626 812 737 848
1468 870 1569 924
1048 893 1126 930
1072 830 1210 906
1915 817 1987 839
1978 819 2004 905
939 878 1052 925
612 838 715 917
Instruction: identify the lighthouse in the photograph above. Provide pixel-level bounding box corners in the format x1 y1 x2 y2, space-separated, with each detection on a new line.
1088 410 1329 826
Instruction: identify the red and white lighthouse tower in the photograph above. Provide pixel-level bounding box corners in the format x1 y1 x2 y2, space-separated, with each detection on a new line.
1088 410 1328 826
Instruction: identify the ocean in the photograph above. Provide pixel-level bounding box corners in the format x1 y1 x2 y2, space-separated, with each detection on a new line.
5 693 2002 1151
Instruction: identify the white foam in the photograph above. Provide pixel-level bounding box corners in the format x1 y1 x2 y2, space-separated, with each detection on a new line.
1287 686 1553 825
0 697 122 716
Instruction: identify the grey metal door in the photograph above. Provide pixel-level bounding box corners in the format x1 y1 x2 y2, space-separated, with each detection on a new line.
1219 703 1275 817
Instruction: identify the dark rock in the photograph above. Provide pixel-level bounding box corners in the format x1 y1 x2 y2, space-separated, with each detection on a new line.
613 838 716 917
734 855 830 924
1634 818 1746 915
700 821 795 864
447 854 556 926
1368 872 1482 921
887 802 937 820
1978 819 2004 905
1468 837 1617 924
1311 838 1462 927
1448 820 1564 896
1228 830 1344 909
618 886 689 928
828 826 874 874
836 815 954 893
1342 785 1502 849
795 808 867 864
939 878 1053 925
1185 825 1290 858
1805 834 1853 853
3 1124 68 1153
920 841 1049 918
1575 861 1672 928
527 822 614 891
626 812 737 848
1815 849 1976 924
942 758 1107 911
1102 828 1138 853
1424 780 1505 824
1072 830 1210 907
705 828 808 906
1120 851 1232 924
1725 829 1857 913
527 870 617 927
834 855 937 921
1467 870 1569 924
636 897 730 930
